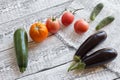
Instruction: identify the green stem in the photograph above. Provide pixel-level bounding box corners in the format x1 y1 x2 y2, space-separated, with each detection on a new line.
68 61 85 72
73 55 81 62
68 56 85 72
68 61 77 72
72 8 84 15
52 16 56 21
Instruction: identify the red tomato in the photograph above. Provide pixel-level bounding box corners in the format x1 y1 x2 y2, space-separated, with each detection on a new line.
74 19 89 34
61 11 74 26
46 18 60 34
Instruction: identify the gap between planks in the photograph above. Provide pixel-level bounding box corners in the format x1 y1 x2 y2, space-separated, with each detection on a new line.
15 60 72 80
0 0 73 26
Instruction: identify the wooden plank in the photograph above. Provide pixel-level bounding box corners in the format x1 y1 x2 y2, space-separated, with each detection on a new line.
0 0 70 24
17 63 117 80
0 36 75 80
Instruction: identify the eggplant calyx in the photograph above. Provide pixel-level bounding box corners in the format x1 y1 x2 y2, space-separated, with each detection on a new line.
68 60 85 72
73 55 81 62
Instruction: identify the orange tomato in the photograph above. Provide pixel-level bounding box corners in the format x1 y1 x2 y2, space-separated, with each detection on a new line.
29 22 48 42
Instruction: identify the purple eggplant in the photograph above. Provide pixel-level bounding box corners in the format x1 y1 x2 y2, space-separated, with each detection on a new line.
83 48 117 68
68 48 117 71
75 31 107 60
68 31 107 72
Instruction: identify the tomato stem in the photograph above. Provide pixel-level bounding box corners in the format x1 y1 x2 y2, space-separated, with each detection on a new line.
35 26 40 30
52 16 56 21
72 8 84 15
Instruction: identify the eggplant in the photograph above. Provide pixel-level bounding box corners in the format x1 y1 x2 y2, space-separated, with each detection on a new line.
83 48 117 68
68 31 107 72
75 31 107 60
68 48 117 71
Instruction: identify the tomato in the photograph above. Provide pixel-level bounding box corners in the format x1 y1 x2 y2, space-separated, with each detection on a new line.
74 19 89 34
46 18 60 34
29 22 48 42
61 11 74 26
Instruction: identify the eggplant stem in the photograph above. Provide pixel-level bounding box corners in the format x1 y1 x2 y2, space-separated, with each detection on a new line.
68 61 85 72
73 55 81 62
68 61 77 72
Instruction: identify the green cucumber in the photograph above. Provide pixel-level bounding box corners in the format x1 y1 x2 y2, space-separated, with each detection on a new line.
96 16 115 30
90 3 104 21
14 28 28 73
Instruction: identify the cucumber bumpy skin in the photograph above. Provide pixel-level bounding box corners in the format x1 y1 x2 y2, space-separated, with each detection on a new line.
96 16 114 30
90 3 104 21
14 28 28 73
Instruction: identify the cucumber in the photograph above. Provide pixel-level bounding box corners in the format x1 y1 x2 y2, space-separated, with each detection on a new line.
14 28 28 73
90 3 104 21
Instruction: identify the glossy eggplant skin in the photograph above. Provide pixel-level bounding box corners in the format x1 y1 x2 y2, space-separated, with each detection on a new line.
75 31 107 59
83 48 117 68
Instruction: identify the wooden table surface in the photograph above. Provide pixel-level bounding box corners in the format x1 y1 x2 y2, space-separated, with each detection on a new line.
0 0 120 80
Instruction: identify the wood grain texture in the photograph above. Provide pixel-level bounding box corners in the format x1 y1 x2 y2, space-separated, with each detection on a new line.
17 63 117 80
0 36 75 80
0 0 70 24
0 0 120 80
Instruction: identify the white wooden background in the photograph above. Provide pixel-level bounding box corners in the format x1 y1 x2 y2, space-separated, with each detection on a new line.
0 0 120 80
